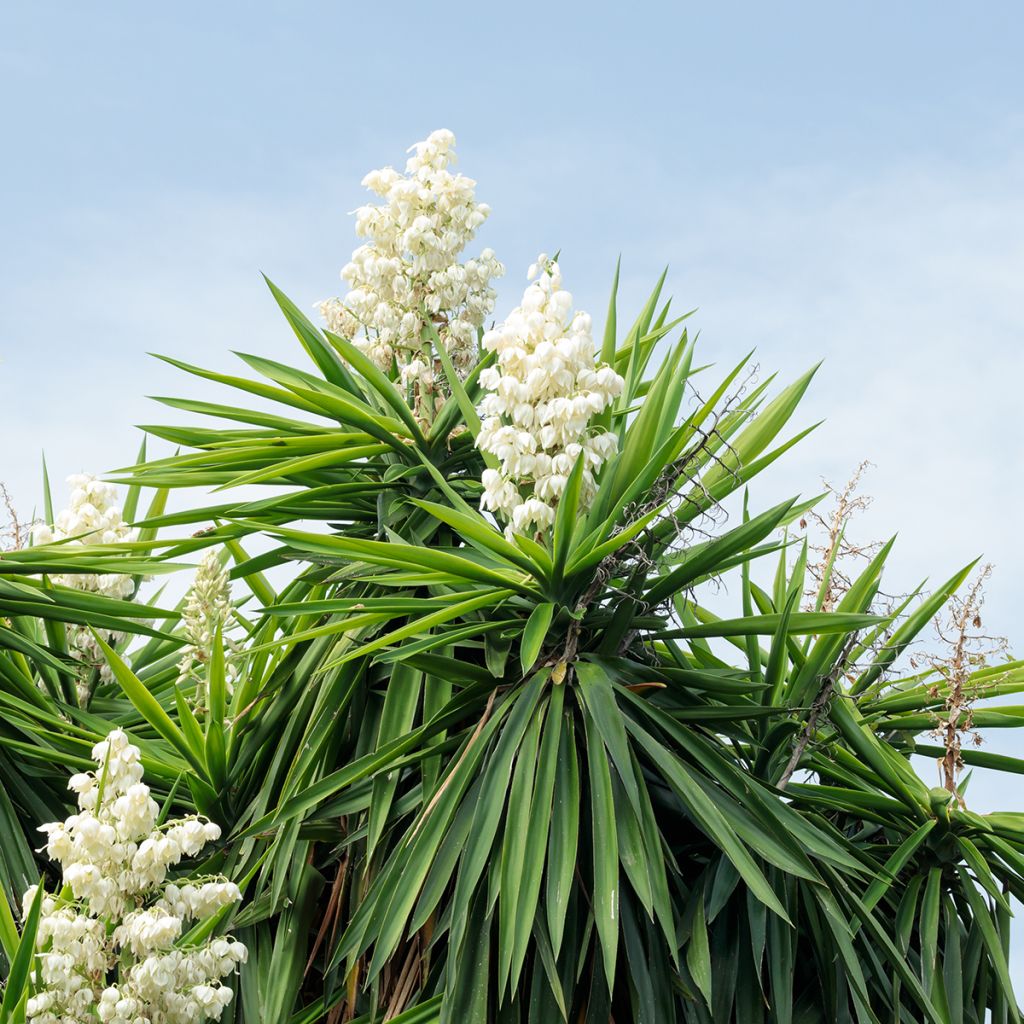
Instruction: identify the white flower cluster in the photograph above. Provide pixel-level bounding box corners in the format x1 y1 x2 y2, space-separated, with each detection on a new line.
23 730 246 1024
317 129 504 405
476 257 625 537
32 475 135 598
177 549 237 708
31 475 138 701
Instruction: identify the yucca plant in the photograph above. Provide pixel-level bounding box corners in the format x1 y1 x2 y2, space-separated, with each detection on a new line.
2 130 1023 1024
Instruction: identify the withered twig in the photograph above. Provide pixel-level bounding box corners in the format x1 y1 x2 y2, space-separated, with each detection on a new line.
778 633 861 789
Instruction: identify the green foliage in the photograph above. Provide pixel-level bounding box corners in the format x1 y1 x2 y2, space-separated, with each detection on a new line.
1 268 1022 1024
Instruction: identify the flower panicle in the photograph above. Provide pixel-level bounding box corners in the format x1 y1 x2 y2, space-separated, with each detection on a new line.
476 256 624 537
316 129 504 404
177 548 238 706
32 474 139 702
24 729 246 1024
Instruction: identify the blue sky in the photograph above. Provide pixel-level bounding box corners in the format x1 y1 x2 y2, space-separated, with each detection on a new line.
3 0 1024 967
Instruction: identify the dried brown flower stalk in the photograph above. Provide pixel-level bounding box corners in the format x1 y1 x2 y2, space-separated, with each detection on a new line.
926 564 1009 802
801 460 881 612
0 482 30 552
